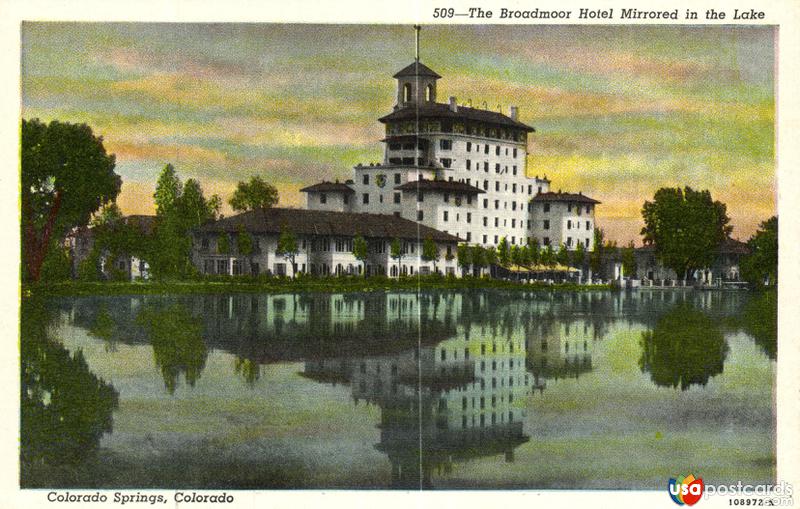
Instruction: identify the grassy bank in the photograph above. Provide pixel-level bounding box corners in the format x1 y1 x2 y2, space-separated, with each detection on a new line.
27 275 612 297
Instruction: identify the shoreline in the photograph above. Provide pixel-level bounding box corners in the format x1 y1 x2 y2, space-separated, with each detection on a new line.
25 276 613 297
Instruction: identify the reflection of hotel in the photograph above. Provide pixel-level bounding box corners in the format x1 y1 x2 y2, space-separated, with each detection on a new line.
526 318 595 380
303 327 541 487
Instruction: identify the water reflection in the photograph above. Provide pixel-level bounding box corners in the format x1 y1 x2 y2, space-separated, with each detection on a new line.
738 291 777 361
21 296 119 472
639 303 728 390
33 288 775 488
137 303 207 394
303 332 534 488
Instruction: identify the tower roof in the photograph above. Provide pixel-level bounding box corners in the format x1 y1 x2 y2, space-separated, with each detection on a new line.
393 61 441 79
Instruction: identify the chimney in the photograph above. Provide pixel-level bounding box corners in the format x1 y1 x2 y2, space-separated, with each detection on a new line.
510 106 518 120
449 96 458 112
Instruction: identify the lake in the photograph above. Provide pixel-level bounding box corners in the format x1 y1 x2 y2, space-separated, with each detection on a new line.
21 289 776 489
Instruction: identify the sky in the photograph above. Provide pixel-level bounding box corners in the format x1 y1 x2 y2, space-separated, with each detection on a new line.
20 23 776 244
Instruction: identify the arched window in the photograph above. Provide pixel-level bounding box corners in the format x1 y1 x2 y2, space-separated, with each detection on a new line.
425 84 433 102
403 83 412 102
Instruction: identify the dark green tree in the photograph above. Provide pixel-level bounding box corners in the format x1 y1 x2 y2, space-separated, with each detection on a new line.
276 229 299 278
741 216 778 287
621 241 637 278
456 243 472 276
496 237 511 267
471 245 487 276
556 243 570 266
527 237 541 266
641 187 731 281
229 176 279 212
352 235 368 277
638 303 728 390
151 167 217 278
422 237 440 274
390 238 403 277
590 227 605 276
21 118 121 282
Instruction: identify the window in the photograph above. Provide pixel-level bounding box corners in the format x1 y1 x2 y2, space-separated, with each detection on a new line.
586 205 591 213
494 235 498 244
417 210 424 221
362 193 369 204
394 192 401 204
585 238 590 248
544 203 550 213
443 193 449 203
426 83 433 101
467 141 472 152
484 144 489 154
439 139 452 150
320 193 327 204
543 237 550 246
494 217 499 227
513 148 518 157
394 173 401 184
443 211 448 222
379 194 383 203
440 158 452 168
343 195 349 205
466 232 471 241
568 204 572 212
482 234 487 244
466 159 471 170
567 237 573 247
586 221 591 230
494 200 500 209
512 183 517 193
418 192 424 202
483 217 488 227
567 220 572 229
483 180 489 190
363 174 369 185
201 238 209 250
495 182 500 192
403 83 412 102
512 219 516 227
483 199 488 209
495 146 500 155
467 213 472 223
495 163 500 173
513 166 517 176
512 202 517 211
483 162 489 172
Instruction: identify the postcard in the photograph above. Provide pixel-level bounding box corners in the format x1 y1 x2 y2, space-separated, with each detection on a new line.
5 0 800 507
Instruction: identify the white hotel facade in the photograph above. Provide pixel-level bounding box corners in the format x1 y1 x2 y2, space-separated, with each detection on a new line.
302 53 599 251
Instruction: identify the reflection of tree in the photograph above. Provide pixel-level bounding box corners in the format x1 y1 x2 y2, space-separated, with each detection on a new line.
234 356 260 387
21 296 119 468
739 291 777 360
137 304 207 394
639 303 728 390
88 303 117 352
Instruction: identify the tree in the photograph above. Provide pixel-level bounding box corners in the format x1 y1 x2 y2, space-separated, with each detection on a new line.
556 243 570 266
621 241 637 278
590 227 605 276
456 243 472 276
236 224 253 256
390 238 403 277
276 229 300 278
21 118 121 282
151 166 218 278
471 245 487 276
422 237 441 274
217 235 230 255
229 176 279 212
496 237 511 267
527 238 541 266
510 245 522 267
641 187 731 281
542 244 556 267
352 235 368 277
740 216 777 287
571 241 586 269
